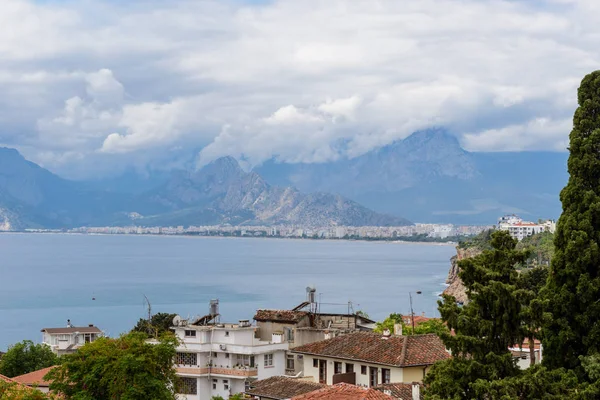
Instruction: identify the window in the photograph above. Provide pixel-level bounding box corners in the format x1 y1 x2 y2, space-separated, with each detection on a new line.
223 379 229 390
225 353 230 358
236 354 255 367
286 355 295 370
176 352 197 366
212 379 217 390
382 368 391 384
225 331 229 337
334 361 342 374
212 352 218 358
361 365 367 375
284 327 294 342
313 359 319 368
264 353 274 367
346 363 354 373
177 377 197 395
184 330 196 337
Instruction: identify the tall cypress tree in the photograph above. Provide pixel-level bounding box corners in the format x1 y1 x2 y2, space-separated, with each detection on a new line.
543 70 600 375
425 231 529 399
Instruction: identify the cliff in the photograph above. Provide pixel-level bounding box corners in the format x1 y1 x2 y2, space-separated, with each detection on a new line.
442 247 482 304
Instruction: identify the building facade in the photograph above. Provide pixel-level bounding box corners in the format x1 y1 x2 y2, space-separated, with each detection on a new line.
497 214 556 241
291 332 450 387
41 320 103 355
171 316 289 400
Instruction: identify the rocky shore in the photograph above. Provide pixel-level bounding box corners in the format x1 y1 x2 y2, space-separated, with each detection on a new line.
442 246 482 304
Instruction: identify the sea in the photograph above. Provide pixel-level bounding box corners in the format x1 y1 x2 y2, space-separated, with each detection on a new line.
0 233 456 350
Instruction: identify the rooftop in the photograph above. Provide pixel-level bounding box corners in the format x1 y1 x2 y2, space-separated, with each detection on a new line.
12 366 56 387
245 376 326 399
292 332 450 367
375 383 423 400
0 374 15 384
254 309 310 324
41 326 102 334
291 383 394 400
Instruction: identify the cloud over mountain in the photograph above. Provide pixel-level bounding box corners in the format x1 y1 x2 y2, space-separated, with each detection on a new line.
0 0 595 177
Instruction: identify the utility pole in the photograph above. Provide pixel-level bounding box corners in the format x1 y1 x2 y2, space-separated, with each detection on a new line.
409 291 422 335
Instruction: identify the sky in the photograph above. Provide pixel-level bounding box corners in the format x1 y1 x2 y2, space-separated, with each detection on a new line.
1 0 598 178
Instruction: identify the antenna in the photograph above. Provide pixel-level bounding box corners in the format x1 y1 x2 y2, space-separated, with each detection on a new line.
143 295 152 321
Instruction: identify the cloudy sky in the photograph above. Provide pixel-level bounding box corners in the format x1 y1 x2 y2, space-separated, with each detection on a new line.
1 0 597 178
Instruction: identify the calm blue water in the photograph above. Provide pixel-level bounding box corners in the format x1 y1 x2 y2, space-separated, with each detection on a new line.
0 233 455 350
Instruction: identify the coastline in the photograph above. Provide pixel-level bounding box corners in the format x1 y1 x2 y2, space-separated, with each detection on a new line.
0 230 458 246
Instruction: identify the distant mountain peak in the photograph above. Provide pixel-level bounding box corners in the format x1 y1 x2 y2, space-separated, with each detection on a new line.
0 147 26 161
401 128 461 149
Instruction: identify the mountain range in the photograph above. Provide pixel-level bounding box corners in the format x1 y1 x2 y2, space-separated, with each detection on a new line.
255 129 569 224
0 129 568 229
0 149 410 230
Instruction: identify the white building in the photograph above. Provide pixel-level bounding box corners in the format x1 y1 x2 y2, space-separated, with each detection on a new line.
41 320 104 355
170 307 288 400
498 215 556 241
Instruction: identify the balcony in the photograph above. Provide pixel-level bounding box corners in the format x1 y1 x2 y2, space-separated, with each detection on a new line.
176 366 258 378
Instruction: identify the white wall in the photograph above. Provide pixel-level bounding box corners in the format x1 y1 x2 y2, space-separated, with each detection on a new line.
257 351 286 380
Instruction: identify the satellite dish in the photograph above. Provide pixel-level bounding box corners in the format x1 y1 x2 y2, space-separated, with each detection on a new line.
172 315 182 326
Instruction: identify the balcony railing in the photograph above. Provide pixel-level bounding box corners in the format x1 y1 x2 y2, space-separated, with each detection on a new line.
176 366 258 377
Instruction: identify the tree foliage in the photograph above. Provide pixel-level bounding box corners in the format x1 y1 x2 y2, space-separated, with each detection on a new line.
0 381 60 400
542 70 600 377
0 340 58 378
131 312 177 339
425 230 530 399
516 231 554 267
374 314 448 336
46 332 177 400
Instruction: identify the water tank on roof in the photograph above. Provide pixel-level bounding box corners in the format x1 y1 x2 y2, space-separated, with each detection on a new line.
209 299 219 317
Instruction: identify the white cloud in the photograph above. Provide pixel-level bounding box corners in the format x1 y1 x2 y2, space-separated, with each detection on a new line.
318 96 362 121
0 0 597 176
462 118 572 152
263 105 323 125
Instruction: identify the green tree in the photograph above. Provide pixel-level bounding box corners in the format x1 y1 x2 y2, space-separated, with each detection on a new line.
542 70 600 377
46 332 177 400
131 312 177 338
425 231 530 399
0 340 58 378
0 380 60 400
375 314 448 336
413 319 449 336
469 365 579 400
374 313 403 334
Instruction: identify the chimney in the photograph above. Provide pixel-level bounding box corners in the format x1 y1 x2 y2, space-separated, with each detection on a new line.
421 312 425 317
89 324 94 327
382 329 391 339
67 319 72 328
394 323 403 336
412 382 420 400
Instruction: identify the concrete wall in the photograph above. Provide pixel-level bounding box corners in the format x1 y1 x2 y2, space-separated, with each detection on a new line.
257 351 286 380
402 366 429 383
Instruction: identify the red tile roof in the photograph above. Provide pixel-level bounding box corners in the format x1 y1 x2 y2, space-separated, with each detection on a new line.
375 383 423 400
0 374 15 384
254 309 310 323
12 366 56 387
292 383 394 400
246 376 326 399
292 332 450 367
